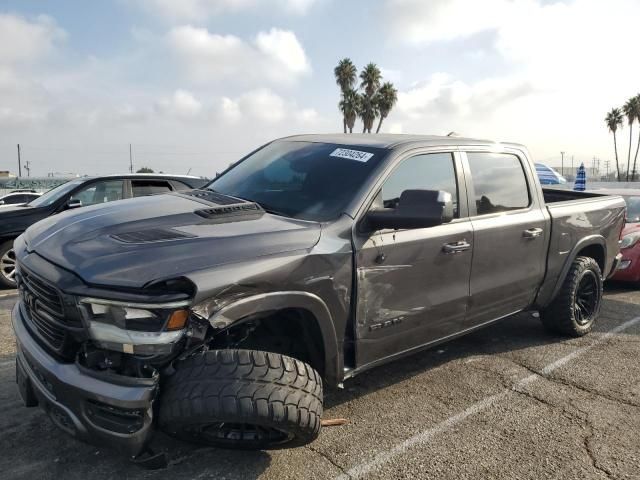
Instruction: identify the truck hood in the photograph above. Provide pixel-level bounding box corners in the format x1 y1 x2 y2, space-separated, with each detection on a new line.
23 192 321 288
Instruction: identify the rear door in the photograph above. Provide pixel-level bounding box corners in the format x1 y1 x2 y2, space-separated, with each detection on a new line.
461 150 549 326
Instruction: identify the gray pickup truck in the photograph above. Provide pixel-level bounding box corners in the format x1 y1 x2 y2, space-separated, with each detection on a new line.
11 134 625 462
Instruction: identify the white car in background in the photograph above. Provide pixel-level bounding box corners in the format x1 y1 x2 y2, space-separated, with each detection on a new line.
0 190 42 207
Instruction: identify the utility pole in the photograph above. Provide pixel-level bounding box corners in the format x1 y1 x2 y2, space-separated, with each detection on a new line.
571 155 574 172
129 143 133 173
17 144 22 177
560 151 565 176
605 160 610 179
24 161 31 177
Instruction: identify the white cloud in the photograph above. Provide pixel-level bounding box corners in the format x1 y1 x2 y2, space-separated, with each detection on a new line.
295 108 319 123
224 88 287 123
386 0 509 46
385 0 640 161
0 14 66 64
0 14 67 129
397 73 534 120
156 89 203 117
167 26 311 85
133 0 318 21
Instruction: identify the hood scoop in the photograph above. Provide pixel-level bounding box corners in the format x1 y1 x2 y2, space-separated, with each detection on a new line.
111 228 196 244
182 189 242 205
194 202 264 222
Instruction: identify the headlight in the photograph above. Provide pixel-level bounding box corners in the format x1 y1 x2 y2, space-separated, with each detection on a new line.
79 297 190 355
620 232 640 249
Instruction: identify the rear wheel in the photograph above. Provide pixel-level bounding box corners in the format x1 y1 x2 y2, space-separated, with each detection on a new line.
0 241 17 289
159 349 323 450
540 256 602 336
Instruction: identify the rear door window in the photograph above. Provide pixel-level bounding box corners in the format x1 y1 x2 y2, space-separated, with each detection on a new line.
131 180 173 197
466 153 530 215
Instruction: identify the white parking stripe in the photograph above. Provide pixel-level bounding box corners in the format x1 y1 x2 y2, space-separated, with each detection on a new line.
336 316 640 480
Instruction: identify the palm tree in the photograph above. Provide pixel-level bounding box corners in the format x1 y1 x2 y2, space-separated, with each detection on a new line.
359 63 382 133
334 58 357 133
631 94 640 181
375 82 398 133
339 88 360 133
605 107 624 181
358 92 378 133
623 96 639 181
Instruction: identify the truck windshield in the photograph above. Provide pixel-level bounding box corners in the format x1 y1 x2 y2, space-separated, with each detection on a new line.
208 141 387 221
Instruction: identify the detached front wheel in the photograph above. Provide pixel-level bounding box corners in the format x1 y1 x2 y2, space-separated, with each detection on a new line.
540 256 603 337
159 349 323 450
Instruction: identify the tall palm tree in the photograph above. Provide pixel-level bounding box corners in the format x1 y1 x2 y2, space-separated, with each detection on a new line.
334 58 357 133
605 107 624 181
631 94 640 181
357 92 378 133
339 88 360 133
623 96 639 181
359 63 382 133
375 82 398 133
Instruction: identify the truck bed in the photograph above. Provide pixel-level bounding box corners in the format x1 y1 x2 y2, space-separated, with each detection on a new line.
542 188 611 204
534 188 626 308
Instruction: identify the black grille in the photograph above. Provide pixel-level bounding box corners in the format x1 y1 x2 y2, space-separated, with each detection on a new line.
111 228 195 244
18 266 79 357
20 268 64 317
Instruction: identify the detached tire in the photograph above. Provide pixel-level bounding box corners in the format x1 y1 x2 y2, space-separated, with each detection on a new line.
540 256 603 337
159 349 323 450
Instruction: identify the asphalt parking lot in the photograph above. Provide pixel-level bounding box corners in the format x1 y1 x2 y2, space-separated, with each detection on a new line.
1 285 639 480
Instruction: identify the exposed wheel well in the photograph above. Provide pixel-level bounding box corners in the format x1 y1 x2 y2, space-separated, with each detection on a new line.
576 244 605 273
210 308 326 379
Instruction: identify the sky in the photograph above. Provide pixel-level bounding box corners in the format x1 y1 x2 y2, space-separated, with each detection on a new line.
0 0 639 178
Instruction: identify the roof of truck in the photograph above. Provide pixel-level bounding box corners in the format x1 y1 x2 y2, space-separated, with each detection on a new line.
280 133 526 150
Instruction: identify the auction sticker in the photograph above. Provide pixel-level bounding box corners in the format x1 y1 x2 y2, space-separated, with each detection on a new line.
329 148 374 162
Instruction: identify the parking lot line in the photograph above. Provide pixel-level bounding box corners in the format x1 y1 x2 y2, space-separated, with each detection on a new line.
336 316 640 480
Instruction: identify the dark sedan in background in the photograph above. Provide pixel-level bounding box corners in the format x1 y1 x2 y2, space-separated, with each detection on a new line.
0 174 208 288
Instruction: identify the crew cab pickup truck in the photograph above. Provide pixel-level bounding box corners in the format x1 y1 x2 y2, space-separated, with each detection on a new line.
11 134 625 461
0 174 208 288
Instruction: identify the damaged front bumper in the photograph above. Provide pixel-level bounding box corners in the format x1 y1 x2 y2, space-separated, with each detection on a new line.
12 302 158 456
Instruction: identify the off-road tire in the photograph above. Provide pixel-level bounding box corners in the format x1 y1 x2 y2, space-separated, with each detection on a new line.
540 256 602 337
159 349 323 450
0 240 17 289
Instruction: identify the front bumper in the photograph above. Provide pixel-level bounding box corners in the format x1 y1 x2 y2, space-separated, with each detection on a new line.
12 302 158 456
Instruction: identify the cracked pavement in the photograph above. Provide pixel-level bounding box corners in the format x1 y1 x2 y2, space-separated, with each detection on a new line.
0 282 639 480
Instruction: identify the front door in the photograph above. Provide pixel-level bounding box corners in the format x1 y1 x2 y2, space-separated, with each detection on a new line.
354 151 473 367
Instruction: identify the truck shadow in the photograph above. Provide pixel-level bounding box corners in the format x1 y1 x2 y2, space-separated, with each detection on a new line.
324 293 639 410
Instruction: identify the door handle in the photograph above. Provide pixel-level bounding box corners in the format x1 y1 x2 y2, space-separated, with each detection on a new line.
523 227 543 239
442 240 471 254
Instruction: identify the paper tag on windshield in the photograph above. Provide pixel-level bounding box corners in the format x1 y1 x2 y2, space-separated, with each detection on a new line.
329 148 374 162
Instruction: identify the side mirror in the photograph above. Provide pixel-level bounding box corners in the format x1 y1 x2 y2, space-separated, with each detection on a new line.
364 189 454 231
66 198 82 209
